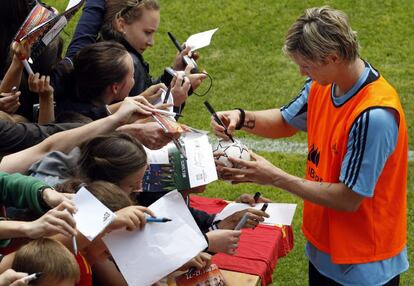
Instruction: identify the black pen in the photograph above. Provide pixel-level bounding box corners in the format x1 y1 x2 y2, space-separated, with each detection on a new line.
253 192 261 203
168 31 183 52
163 85 172 104
204 100 234 142
167 32 198 73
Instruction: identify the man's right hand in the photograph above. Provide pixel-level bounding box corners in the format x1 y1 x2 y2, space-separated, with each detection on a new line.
210 109 241 140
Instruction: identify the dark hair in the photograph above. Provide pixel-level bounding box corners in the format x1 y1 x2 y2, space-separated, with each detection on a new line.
55 111 94 124
72 41 130 102
56 179 133 211
77 132 147 184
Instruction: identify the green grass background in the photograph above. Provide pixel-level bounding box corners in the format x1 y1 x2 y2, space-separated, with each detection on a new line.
46 0 413 284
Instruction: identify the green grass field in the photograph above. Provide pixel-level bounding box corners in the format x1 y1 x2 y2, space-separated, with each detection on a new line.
46 0 413 284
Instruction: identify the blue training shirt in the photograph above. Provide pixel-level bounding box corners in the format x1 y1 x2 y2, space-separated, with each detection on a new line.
280 61 409 285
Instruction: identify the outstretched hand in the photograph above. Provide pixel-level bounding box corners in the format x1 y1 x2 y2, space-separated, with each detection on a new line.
25 201 77 239
218 207 269 230
108 206 156 232
235 193 272 206
206 229 241 254
0 91 20 114
28 73 54 98
11 41 31 61
178 252 211 272
111 97 153 125
135 83 167 104
0 269 28 286
116 121 174 150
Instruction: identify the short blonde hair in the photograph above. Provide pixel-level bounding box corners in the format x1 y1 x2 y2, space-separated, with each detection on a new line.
283 6 359 63
12 238 80 285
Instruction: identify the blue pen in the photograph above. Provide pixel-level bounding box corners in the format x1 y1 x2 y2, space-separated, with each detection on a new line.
147 217 172 223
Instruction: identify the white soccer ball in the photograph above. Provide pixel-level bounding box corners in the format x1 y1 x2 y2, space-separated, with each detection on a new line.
212 139 251 168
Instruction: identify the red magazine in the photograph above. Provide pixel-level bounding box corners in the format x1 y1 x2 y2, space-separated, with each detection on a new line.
175 264 228 286
14 0 85 47
14 1 56 45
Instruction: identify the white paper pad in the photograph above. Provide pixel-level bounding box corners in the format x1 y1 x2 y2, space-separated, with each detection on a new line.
185 28 218 51
73 187 117 241
214 202 297 226
182 133 218 187
103 191 207 286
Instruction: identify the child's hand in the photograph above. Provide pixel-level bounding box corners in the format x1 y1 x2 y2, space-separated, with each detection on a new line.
24 201 77 239
178 252 211 271
0 91 20 114
28 73 54 99
206 229 241 254
0 269 28 286
171 73 190 106
11 41 31 61
218 208 269 230
109 206 156 232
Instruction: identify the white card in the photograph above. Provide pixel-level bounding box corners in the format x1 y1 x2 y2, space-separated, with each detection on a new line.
103 191 207 286
73 187 117 241
215 202 297 226
185 28 219 51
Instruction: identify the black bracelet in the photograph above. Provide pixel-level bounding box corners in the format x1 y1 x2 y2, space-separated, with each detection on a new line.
37 187 52 211
234 108 245 130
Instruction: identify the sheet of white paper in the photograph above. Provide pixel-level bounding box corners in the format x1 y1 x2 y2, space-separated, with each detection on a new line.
145 146 170 164
182 134 218 187
215 202 297 226
185 28 218 51
66 0 83 11
73 187 117 241
103 191 207 286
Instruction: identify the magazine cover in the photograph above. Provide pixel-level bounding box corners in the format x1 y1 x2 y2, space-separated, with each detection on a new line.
31 0 86 61
175 264 228 286
143 132 218 192
14 0 85 59
14 1 56 45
